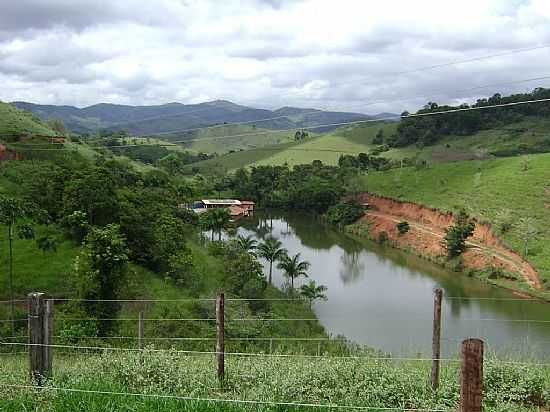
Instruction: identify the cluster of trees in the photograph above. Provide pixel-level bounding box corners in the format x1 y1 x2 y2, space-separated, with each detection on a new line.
385 88 550 148
324 201 364 226
233 234 328 305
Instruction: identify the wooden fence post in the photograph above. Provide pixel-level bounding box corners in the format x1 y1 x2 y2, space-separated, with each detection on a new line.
44 299 53 376
28 292 52 383
431 288 443 390
460 338 484 412
216 291 225 385
138 311 144 351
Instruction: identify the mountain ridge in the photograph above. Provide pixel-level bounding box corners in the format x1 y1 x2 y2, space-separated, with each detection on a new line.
12 100 395 137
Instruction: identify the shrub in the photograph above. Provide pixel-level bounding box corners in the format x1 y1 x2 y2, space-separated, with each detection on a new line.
325 201 364 226
396 221 410 235
443 210 475 259
377 231 389 245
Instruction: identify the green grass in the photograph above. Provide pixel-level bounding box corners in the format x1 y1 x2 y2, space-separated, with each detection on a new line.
0 351 548 411
362 152 550 296
185 124 296 154
0 101 56 138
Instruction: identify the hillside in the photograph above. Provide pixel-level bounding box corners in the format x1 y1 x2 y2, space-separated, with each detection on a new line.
0 101 56 139
12 100 376 136
360 152 550 297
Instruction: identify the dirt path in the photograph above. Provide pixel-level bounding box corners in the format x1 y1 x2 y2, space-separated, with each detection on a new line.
358 194 542 290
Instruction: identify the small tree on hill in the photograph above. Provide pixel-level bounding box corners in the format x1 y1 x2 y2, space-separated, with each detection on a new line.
373 129 384 144
443 210 475 259
396 221 410 235
516 217 537 257
299 280 328 308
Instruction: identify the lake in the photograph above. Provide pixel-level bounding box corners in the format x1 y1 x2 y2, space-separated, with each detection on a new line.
236 212 550 358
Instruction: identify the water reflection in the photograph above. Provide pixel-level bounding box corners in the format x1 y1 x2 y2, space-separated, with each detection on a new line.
237 212 550 357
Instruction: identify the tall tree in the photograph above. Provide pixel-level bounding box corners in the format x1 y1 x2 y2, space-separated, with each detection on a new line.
257 237 287 284
74 224 129 335
299 280 327 308
0 196 36 331
277 253 310 290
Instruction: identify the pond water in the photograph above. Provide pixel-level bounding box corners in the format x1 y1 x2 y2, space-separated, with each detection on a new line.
236 212 550 358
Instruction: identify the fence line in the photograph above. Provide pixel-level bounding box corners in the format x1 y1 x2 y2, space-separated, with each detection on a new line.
49 298 302 302
0 342 463 362
444 296 542 302
0 383 446 411
55 317 319 322
50 335 332 342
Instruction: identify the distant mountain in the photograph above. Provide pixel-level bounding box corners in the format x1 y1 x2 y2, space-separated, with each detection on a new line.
12 100 393 138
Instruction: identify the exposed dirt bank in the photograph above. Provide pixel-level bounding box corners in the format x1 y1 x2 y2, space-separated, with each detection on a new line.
355 193 542 290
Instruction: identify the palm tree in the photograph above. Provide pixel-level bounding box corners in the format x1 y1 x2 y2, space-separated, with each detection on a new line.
235 234 257 253
277 253 310 290
199 208 231 241
257 237 287 284
299 280 327 308
211 208 231 241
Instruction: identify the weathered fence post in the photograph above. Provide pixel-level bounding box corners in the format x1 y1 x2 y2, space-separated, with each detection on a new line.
138 311 144 351
431 288 443 390
44 299 53 375
216 291 225 385
460 338 484 412
28 292 52 383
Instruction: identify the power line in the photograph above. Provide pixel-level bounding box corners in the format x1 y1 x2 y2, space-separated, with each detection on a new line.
95 96 550 147
239 43 550 105
12 72 549 147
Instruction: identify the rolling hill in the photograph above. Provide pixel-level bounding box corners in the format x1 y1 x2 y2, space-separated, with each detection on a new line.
0 101 56 139
12 100 385 137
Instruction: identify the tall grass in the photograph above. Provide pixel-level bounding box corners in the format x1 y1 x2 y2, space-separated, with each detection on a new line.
0 351 548 411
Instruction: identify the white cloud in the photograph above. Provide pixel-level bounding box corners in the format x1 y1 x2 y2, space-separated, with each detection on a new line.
0 0 549 113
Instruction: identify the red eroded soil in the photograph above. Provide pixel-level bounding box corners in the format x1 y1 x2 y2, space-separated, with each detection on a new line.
356 193 542 289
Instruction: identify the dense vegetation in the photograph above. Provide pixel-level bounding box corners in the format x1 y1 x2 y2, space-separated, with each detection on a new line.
390 88 550 148
0 154 333 351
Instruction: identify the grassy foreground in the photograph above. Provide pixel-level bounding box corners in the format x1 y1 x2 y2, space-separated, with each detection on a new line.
1 351 548 411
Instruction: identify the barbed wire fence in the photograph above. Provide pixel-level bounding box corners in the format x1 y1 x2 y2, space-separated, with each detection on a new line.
0 290 549 411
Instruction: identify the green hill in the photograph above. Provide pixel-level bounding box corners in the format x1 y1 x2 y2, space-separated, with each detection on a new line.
0 101 56 139
361 152 550 295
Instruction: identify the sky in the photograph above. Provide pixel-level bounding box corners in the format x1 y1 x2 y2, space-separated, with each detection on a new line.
1 0 550 114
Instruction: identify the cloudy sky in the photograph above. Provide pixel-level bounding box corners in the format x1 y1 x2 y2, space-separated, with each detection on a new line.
1 0 550 114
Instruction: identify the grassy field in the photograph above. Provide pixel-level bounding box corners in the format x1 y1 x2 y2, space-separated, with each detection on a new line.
186 117 550 171
0 350 548 411
0 101 56 138
362 152 550 294
185 124 296 154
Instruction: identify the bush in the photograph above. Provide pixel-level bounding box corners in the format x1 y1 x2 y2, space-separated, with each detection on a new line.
443 210 475 259
325 201 364 226
377 231 389 245
396 221 410 235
